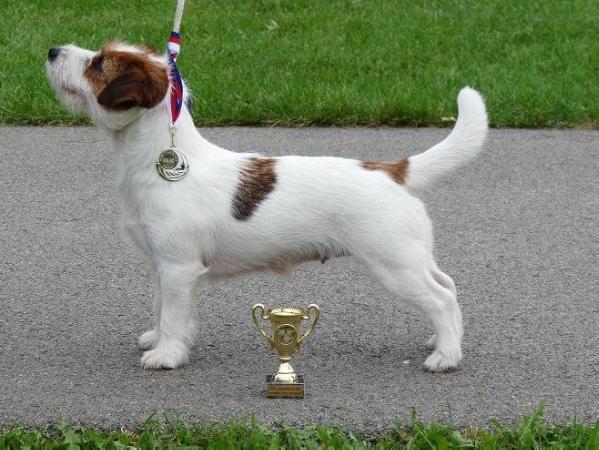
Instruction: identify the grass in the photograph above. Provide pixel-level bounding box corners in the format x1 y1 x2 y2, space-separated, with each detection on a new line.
0 0 597 127
1 407 598 449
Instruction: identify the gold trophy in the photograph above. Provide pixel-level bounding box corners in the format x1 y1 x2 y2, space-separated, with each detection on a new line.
252 303 320 398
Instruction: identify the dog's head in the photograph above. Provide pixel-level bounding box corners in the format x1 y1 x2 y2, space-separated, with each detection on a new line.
46 42 170 129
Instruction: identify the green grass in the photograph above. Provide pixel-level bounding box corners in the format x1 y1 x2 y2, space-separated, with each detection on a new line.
1 408 598 449
1 0 597 127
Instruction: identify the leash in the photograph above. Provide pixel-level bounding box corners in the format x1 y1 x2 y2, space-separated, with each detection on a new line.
156 0 189 181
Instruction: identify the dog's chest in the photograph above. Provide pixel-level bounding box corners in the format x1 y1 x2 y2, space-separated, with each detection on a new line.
113 161 165 249
117 182 152 255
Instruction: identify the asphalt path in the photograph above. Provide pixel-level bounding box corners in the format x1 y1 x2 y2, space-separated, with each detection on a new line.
0 126 597 430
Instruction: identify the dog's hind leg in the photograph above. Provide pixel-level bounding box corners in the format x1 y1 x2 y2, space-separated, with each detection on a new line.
425 260 461 350
430 260 457 296
360 249 463 372
140 262 206 369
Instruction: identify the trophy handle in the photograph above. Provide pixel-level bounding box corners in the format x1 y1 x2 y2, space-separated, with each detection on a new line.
252 303 273 346
299 304 320 345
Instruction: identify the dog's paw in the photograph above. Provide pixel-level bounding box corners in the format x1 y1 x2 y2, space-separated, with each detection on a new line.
423 348 462 373
425 334 437 350
138 329 160 351
140 340 189 369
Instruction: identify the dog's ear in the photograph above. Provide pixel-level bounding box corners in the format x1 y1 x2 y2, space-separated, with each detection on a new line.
97 64 169 110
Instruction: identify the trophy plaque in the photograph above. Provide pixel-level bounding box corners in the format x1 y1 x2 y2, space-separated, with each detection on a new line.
252 303 320 398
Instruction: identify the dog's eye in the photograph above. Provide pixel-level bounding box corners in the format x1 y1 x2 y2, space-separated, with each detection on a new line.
90 55 104 71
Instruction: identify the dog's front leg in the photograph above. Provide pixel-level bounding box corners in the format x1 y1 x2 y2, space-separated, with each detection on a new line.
140 262 205 369
137 272 162 351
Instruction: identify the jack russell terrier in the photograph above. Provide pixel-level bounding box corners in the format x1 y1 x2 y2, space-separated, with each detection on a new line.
46 41 487 371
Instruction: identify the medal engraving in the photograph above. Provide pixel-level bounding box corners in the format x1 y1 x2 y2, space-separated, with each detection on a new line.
156 147 188 181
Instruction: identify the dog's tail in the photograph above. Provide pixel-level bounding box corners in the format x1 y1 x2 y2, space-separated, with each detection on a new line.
404 87 488 191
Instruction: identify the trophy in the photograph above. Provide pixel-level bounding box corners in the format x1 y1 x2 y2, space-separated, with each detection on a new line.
252 303 320 398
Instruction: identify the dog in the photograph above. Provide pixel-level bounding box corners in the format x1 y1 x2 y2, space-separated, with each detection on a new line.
46 41 487 371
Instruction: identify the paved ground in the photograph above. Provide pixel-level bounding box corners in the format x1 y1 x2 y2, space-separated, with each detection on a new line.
0 126 597 430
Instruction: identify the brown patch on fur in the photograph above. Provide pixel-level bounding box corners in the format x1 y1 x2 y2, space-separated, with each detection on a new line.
361 158 410 184
84 43 169 110
232 158 277 221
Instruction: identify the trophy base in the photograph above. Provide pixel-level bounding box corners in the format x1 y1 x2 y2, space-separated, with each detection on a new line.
266 374 305 399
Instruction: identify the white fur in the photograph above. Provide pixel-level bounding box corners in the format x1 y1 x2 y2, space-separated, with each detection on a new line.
46 44 488 371
406 88 488 191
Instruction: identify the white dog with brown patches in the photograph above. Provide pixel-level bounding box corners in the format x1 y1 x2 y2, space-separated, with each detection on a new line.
46 41 487 372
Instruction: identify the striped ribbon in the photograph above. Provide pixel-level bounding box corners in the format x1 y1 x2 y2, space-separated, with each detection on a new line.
167 31 184 127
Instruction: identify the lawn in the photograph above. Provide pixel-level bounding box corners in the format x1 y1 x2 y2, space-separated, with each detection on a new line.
2 408 598 449
0 0 597 127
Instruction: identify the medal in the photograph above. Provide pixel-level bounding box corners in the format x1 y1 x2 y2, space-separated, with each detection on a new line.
156 129 188 181
157 20 189 182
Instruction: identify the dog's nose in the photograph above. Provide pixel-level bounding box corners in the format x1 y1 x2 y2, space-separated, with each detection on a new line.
48 47 62 62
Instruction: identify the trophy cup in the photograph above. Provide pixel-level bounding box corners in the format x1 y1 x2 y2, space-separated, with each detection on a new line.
252 303 320 398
